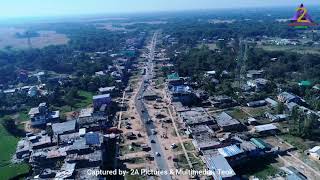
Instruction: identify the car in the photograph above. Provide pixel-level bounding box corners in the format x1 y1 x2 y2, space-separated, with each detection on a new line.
151 139 156 143
170 143 177 149
155 152 161 156
146 118 152 124
151 129 157 135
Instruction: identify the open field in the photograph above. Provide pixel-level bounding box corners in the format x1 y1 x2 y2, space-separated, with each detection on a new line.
258 45 320 55
0 27 69 49
0 116 30 179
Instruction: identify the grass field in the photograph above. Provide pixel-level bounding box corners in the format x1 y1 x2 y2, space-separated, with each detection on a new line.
259 45 320 55
280 134 311 151
228 108 249 122
0 116 30 179
56 90 94 114
74 90 94 109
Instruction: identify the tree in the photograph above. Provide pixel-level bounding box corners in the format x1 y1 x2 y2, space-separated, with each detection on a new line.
276 103 285 114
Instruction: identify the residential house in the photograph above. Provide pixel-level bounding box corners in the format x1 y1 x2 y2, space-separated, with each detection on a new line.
93 94 111 110
216 112 242 131
29 103 59 126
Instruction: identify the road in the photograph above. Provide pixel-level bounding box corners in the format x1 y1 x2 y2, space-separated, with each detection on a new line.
134 32 172 180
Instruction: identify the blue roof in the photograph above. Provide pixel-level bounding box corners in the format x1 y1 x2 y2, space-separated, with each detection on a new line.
170 85 191 93
203 154 236 178
85 132 100 145
218 145 244 157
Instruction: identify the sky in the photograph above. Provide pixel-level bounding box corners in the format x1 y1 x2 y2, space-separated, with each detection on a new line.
0 0 319 18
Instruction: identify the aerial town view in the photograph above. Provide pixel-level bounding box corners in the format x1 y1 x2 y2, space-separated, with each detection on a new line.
0 0 320 180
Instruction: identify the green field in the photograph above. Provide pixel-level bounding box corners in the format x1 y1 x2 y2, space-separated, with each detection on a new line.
74 90 94 108
0 117 30 179
259 45 320 55
56 90 94 114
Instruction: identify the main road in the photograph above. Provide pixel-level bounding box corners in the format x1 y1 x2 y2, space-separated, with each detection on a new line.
135 32 172 180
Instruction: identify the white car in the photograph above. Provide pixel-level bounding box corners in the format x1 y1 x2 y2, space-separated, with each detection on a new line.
170 143 177 149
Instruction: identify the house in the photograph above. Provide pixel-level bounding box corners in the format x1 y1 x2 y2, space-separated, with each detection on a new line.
218 145 244 158
168 85 194 105
247 117 258 125
247 70 263 79
167 72 183 86
265 98 278 107
205 70 216 77
29 103 59 126
93 94 111 110
298 80 312 87
192 132 221 151
308 146 320 160
216 112 242 131
52 120 77 135
247 100 267 107
209 95 236 108
55 163 76 179
85 132 101 146
250 138 271 151
254 124 279 135
265 113 288 122
203 154 236 180
79 108 94 118
247 78 268 90
98 86 116 94
278 92 301 104
180 108 215 127
16 139 31 159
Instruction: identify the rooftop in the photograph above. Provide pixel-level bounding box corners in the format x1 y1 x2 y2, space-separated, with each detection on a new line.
216 112 240 127
93 94 110 100
203 154 236 178
254 124 278 133
218 145 244 157
52 120 76 135
79 108 94 118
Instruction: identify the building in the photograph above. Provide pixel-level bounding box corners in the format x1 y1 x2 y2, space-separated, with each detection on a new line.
167 72 183 86
254 124 279 135
247 78 268 90
98 86 116 94
93 94 111 110
180 108 215 127
192 132 221 151
203 154 236 180
278 92 301 104
52 120 77 135
168 85 194 105
216 112 242 131
209 95 236 108
217 145 244 158
247 70 263 79
308 146 320 160
265 113 288 122
29 103 59 126
247 100 267 107
79 108 94 118
265 98 278 107
250 138 271 151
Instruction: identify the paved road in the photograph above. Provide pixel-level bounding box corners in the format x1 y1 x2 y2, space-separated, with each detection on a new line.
134 32 172 180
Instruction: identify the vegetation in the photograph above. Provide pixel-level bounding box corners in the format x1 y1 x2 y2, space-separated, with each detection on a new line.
288 107 319 140
0 116 30 179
